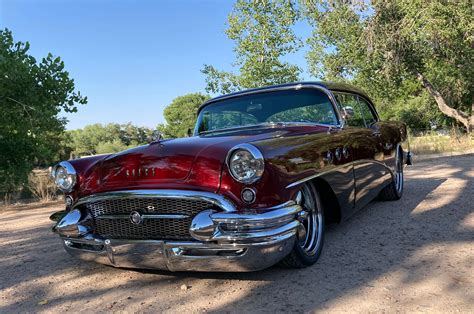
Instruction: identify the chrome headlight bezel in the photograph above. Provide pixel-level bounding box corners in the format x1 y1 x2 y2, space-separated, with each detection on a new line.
226 144 264 184
51 161 77 193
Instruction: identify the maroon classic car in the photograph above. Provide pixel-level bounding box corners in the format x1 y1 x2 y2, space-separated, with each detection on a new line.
51 82 411 272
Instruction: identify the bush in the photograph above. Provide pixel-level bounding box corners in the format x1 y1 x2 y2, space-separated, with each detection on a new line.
27 169 58 202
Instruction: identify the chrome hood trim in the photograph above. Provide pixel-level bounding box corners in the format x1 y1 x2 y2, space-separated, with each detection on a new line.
74 189 236 213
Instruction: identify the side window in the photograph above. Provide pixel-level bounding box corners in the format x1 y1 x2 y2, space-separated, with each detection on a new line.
334 93 365 128
357 97 377 126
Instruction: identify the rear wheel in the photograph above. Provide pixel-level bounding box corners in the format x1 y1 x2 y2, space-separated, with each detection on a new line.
280 182 325 268
378 148 404 201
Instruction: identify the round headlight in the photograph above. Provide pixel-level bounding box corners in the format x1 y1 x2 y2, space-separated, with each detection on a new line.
53 161 77 192
227 144 264 184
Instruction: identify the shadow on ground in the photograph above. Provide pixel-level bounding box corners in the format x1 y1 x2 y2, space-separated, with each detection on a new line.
0 154 472 312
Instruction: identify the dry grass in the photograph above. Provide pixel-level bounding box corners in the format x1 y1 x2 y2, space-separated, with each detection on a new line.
28 169 58 202
409 131 474 155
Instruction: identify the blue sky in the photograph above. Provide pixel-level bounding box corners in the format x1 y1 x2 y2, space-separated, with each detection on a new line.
1 0 312 130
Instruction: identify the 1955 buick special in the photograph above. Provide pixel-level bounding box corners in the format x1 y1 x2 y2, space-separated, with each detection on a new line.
50 82 411 272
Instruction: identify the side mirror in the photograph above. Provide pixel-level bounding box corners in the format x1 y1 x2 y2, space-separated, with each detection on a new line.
187 128 193 137
342 106 355 120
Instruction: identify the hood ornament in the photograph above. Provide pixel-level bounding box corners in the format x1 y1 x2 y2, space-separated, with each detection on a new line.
148 130 163 144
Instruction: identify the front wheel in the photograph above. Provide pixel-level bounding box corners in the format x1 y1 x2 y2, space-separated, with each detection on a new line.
279 182 325 268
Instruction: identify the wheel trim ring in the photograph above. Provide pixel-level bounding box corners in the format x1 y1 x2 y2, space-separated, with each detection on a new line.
298 185 323 256
394 150 404 194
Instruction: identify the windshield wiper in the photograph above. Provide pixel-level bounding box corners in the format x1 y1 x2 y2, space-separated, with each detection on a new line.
198 122 277 136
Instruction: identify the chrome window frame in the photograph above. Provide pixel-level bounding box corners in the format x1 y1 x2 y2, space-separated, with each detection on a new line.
331 90 380 128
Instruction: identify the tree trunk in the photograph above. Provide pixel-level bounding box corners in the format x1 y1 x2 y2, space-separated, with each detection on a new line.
471 101 474 134
416 72 471 132
3 192 11 206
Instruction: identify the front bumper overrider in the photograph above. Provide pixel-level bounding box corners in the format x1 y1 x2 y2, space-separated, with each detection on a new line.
51 190 304 272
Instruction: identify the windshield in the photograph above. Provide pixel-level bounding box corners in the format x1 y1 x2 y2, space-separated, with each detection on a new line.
195 88 338 134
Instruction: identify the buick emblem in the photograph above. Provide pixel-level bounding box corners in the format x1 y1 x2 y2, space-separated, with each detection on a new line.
130 211 143 225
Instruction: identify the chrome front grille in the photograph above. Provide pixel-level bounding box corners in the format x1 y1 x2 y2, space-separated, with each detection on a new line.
84 197 215 240
94 217 193 240
87 198 212 218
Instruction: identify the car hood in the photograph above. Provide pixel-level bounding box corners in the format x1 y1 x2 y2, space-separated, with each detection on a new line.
74 124 330 195
98 136 230 188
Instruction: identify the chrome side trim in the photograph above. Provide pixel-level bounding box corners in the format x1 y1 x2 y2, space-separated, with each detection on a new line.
285 164 351 189
285 159 395 189
73 189 237 213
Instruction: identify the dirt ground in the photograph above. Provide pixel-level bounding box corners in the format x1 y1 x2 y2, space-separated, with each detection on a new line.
1 154 473 313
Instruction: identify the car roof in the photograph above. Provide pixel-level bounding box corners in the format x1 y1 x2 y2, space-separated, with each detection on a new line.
199 81 370 112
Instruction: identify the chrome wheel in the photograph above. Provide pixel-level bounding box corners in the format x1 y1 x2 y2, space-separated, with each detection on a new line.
394 149 404 194
378 145 404 201
280 182 325 268
296 184 323 256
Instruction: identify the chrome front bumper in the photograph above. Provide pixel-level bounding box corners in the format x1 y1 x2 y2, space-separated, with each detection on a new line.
53 190 304 272
61 233 296 272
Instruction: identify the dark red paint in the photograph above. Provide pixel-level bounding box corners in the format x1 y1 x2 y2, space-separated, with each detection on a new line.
67 121 407 217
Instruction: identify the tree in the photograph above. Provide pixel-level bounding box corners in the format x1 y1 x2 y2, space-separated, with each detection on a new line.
159 93 210 138
304 1 473 131
95 139 129 155
67 123 154 157
202 0 302 94
0 29 87 203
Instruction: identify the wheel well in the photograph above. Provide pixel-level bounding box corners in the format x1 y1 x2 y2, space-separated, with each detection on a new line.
312 178 341 225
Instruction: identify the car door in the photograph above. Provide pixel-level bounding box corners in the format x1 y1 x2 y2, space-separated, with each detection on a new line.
333 92 387 213
356 96 393 199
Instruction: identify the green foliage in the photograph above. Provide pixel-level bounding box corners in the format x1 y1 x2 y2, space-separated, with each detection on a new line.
380 91 443 130
303 0 473 130
202 0 302 94
0 29 87 201
159 93 209 138
67 123 154 157
372 79 445 129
